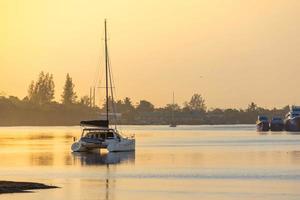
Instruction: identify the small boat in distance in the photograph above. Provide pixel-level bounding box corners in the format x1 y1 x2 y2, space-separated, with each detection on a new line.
284 105 300 132
169 123 177 128
71 20 135 152
169 92 177 127
256 115 269 132
270 116 284 131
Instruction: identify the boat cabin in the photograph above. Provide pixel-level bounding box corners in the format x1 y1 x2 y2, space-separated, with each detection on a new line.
291 106 300 113
81 128 120 141
258 116 268 121
291 113 300 118
271 116 283 121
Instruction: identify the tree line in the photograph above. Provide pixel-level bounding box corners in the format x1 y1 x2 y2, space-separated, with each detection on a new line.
0 71 290 126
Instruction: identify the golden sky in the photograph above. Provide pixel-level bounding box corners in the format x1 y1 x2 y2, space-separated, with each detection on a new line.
1 0 300 108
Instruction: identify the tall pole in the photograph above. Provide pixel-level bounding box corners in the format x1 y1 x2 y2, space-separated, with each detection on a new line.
172 91 174 123
173 92 175 105
104 19 109 121
90 87 92 108
93 87 96 107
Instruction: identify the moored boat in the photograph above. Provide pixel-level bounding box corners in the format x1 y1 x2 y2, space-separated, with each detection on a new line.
256 115 269 132
270 116 284 131
71 122 135 152
71 20 135 152
284 106 300 132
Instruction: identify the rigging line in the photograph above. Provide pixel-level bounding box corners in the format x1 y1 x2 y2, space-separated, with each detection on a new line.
108 49 124 133
107 45 118 103
99 25 107 95
97 39 106 108
98 35 106 88
90 28 105 109
105 32 117 102
107 41 123 130
107 49 119 130
104 21 118 129
106 39 125 132
104 19 109 121
94 27 105 89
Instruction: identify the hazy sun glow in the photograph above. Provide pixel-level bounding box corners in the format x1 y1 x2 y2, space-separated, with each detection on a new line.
1 0 300 108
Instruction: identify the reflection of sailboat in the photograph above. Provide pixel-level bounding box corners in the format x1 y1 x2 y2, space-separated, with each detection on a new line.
72 151 134 200
72 151 135 166
71 19 135 152
169 92 177 127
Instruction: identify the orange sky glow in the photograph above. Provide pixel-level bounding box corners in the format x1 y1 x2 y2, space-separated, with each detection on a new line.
1 0 300 108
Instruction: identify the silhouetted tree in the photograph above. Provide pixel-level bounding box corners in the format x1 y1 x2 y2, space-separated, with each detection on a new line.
247 102 257 112
136 100 155 113
61 74 77 104
79 95 90 106
27 71 55 105
27 81 35 100
184 93 206 112
164 103 180 112
121 97 135 112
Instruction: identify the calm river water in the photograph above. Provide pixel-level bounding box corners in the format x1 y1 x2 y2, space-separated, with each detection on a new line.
0 125 300 200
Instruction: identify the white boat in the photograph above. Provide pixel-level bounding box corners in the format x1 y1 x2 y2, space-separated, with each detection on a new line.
284 105 300 132
256 115 269 132
71 20 135 152
71 125 135 152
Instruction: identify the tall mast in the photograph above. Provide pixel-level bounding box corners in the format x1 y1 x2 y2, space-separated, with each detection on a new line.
104 19 109 121
172 92 175 105
172 92 174 123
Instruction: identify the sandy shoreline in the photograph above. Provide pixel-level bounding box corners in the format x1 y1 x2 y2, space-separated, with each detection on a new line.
0 181 58 194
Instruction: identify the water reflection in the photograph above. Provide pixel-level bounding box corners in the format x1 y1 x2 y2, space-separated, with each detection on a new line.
72 151 135 200
287 131 300 135
290 151 300 163
30 152 54 166
270 131 283 135
258 131 268 135
72 151 135 166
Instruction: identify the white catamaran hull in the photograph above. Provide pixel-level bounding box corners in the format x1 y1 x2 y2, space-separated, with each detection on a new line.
71 141 87 152
71 138 135 152
107 138 135 152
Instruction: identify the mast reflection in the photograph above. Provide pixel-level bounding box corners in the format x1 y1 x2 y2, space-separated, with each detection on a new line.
72 151 135 200
72 151 135 166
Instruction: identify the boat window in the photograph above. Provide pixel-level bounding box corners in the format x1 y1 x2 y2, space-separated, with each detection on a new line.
99 133 105 140
107 131 114 138
259 116 268 120
293 108 300 112
83 129 116 140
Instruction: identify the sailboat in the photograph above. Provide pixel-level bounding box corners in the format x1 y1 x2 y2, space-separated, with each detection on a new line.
71 20 135 152
169 92 177 127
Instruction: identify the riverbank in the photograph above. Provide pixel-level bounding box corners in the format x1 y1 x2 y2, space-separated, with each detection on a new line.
0 96 290 126
0 181 58 194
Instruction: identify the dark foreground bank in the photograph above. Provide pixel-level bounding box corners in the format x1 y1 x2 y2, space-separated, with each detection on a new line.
0 181 58 194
